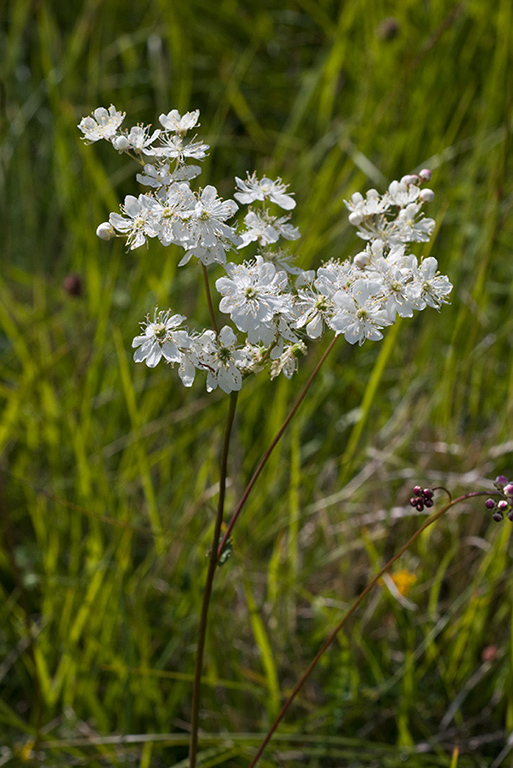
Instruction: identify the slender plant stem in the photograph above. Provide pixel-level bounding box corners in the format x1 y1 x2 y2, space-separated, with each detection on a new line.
217 334 339 560
202 264 219 335
189 390 238 768
247 490 494 768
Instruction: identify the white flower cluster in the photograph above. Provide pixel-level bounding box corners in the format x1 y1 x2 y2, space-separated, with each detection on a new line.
79 106 452 394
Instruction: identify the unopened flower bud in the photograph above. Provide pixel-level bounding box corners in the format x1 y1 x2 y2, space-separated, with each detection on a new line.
400 174 417 186
418 169 432 182
419 189 435 203
354 252 371 268
508 509 513 522
413 485 422 495
495 475 509 487
497 500 509 512
493 511 504 522
348 211 363 226
96 222 115 240
503 483 513 496
112 135 130 151
423 488 434 499
485 499 496 509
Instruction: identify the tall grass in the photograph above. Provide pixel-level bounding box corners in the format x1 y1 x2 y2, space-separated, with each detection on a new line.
1 0 512 765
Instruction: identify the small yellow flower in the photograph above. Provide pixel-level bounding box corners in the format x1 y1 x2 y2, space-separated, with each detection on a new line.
389 569 417 597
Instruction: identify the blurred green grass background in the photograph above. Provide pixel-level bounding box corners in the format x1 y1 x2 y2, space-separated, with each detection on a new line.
1 0 513 766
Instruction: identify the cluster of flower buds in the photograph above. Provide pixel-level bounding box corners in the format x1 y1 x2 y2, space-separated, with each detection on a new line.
409 486 435 512
79 106 452 394
485 476 513 522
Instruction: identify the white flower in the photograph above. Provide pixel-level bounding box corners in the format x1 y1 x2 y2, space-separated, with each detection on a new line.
387 204 436 243
415 257 453 309
260 247 304 275
273 215 300 241
112 125 161 153
78 105 125 143
132 309 188 367
158 109 200 134
148 134 209 161
377 262 417 320
109 194 161 249
270 341 307 379
385 180 421 207
192 186 239 243
234 173 296 210
329 279 392 345
191 326 247 393
178 186 240 266
136 162 174 189
314 259 356 299
295 288 334 339
216 256 289 342
147 182 197 247
344 189 389 225
237 209 300 248
295 269 316 286
136 162 201 189
238 211 280 248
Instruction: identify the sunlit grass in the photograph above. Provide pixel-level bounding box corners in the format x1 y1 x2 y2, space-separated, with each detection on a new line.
1 0 513 765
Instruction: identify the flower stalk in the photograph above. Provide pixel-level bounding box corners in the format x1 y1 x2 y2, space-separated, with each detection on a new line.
217 334 339 561
202 264 219 335
189 390 238 768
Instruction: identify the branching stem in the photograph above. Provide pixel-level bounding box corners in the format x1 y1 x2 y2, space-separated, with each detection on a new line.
217 335 339 560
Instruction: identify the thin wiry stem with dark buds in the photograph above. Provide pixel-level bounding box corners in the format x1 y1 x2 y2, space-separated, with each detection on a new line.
217 334 339 561
189 390 238 768
247 490 498 768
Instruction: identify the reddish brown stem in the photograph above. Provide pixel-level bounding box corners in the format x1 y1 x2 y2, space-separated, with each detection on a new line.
217 335 339 560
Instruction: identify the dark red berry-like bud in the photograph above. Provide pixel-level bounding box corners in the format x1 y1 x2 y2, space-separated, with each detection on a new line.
508 509 513 522
498 500 509 512
424 499 433 508
416 502 424 511
423 488 434 500
413 486 422 496
493 511 504 522
410 497 418 507
485 499 496 509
